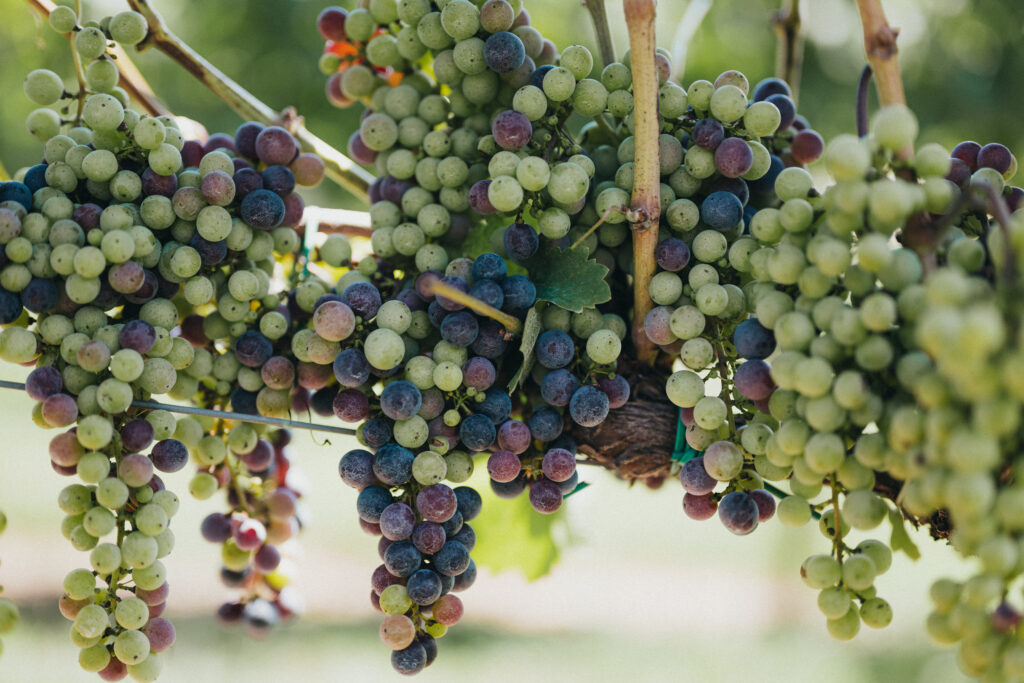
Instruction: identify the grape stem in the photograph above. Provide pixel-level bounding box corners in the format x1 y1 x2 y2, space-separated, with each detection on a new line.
855 0 906 108
582 0 616 68
25 0 170 118
831 476 844 566
855 65 872 138
624 0 660 366
124 0 373 203
773 0 804 104
425 281 523 336
570 204 626 250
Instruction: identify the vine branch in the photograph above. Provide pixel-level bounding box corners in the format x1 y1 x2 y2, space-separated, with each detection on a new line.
855 0 905 107
773 0 804 104
624 0 660 366
125 0 372 203
582 0 615 69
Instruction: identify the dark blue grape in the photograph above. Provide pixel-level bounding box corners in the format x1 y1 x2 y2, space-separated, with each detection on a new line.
239 189 285 230
550 433 577 455
151 439 188 473
356 485 394 523
718 491 760 535
411 521 446 555
22 165 48 194
342 281 382 319
230 388 258 415
380 380 423 421
501 274 536 314
406 568 443 605
709 176 750 207
484 31 526 73
569 385 610 427
314 293 344 311
541 368 578 407
0 182 33 210
234 330 273 367
752 77 792 102
235 121 265 160
469 280 504 309
436 275 469 312
373 443 415 486
556 470 579 494
451 524 475 552
261 165 295 197
477 387 512 424
452 559 477 591
503 222 538 259
459 413 496 451
360 417 393 450
233 167 263 200
20 278 57 313
339 449 377 490
432 540 470 576
391 642 427 675
765 94 796 129
680 457 717 495
490 474 526 499
440 511 463 537
334 347 371 387
734 359 776 401
120 319 157 354
733 318 775 359
419 635 438 667
692 118 724 150
530 64 554 89
535 329 575 369
527 407 563 442
427 300 449 328
748 154 784 200
453 486 482 521
383 540 422 578
141 168 177 197
471 252 507 282
700 191 743 231
190 234 228 266
471 319 509 359
0 287 21 324
440 311 479 347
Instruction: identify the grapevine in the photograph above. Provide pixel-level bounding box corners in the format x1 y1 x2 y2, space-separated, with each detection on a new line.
0 0 1022 680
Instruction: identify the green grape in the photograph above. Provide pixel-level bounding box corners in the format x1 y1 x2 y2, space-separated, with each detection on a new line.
801 554 841 589
585 329 621 365
817 587 852 619
412 451 447 485
826 608 861 641
49 5 77 32
666 370 704 408
871 104 918 152
668 304 705 340
24 69 65 106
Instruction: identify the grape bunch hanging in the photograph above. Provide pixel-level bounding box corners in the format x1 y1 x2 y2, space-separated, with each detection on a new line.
1 0 1024 680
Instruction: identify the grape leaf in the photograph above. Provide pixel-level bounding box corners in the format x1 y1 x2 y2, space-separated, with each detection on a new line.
507 303 544 393
470 476 564 581
887 507 921 560
457 216 500 259
523 246 611 313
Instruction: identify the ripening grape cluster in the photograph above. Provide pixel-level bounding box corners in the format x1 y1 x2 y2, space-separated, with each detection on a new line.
3 0 1024 680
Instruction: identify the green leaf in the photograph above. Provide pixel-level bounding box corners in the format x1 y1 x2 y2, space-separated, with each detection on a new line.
523 246 611 313
888 507 921 561
507 303 544 393
470 471 564 581
458 216 500 260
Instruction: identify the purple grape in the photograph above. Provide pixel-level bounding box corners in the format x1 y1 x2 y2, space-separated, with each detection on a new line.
460 413 496 451
484 31 526 73
42 394 77 427
477 387 512 425
190 234 228 266
119 319 156 354
540 368 578 406
26 366 62 401
471 318 510 359
527 407 563 442
978 143 1013 174
655 237 690 272
360 418 392 450
715 137 754 178
356 485 394 523
752 77 791 102
734 359 776 400
791 129 824 164
141 168 177 197
334 348 371 387
203 133 236 156
254 544 281 573
235 121 266 160
680 457 717 495
380 381 422 421
487 450 521 483
569 385 610 427
529 479 563 514
380 503 417 541
535 329 574 369
71 203 101 230
411 522 446 555
491 474 527 499
597 375 631 409
330 389 366 423
151 439 188 473
765 94 796 129
124 269 158 305
316 6 347 41
692 118 724 150
435 275 469 312
503 222 539 259
180 140 203 168
492 110 532 151
234 330 273 367
952 141 982 171
230 388 258 415
463 357 496 390
468 180 496 215
233 167 264 200
384 540 422 578
416 484 457 523
496 419 531 454
374 444 415 486
718 491 759 535
749 489 777 522
200 170 235 205
683 492 717 520
121 419 154 453
255 126 299 166
108 261 145 293
0 181 33 210
342 281 382 318
419 388 445 421
542 448 575 482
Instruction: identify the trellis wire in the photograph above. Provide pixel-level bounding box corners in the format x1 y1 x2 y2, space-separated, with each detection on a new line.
0 380 357 436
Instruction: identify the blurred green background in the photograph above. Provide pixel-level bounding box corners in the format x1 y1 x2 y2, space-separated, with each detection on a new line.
0 0 1017 680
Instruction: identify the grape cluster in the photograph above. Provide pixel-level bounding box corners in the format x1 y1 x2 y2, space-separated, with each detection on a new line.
196 428 307 634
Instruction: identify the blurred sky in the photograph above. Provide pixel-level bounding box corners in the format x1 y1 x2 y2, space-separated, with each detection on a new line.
0 0 1015 680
